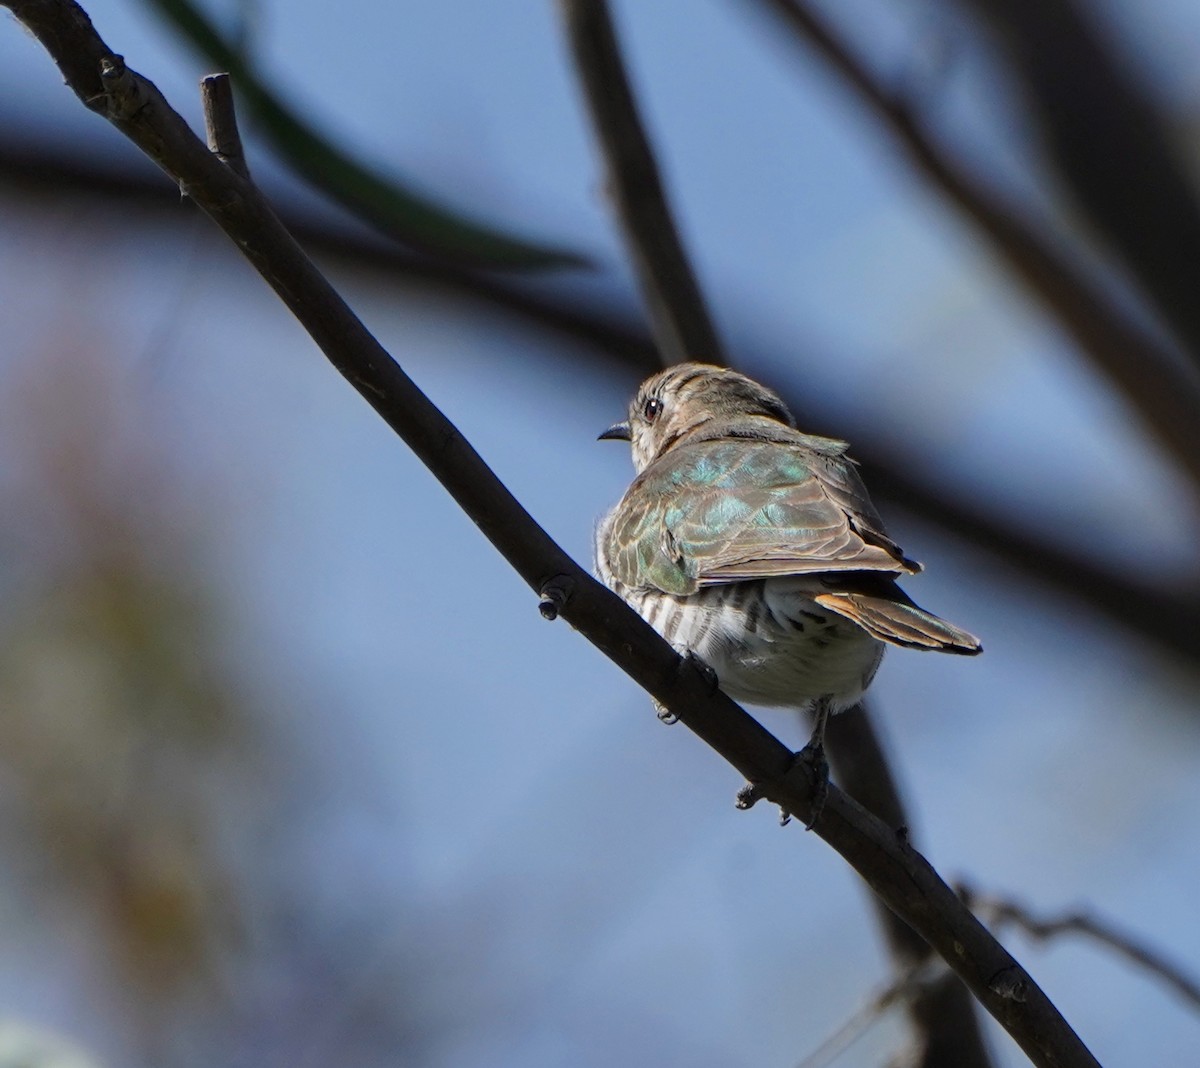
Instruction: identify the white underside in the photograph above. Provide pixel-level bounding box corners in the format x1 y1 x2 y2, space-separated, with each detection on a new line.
620 575 884 713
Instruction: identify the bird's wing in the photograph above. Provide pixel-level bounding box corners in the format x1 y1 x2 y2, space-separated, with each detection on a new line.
603 439 918 595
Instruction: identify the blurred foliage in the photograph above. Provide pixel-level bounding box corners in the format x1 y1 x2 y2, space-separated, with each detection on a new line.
0 325 260 1051
0 312 446 1065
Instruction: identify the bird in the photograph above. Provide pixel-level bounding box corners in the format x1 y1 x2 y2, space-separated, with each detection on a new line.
595 362 981 823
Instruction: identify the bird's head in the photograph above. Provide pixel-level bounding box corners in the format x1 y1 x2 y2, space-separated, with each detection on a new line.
599 362 795 472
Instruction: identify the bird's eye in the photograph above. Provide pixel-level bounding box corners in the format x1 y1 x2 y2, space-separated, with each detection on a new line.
643 397 664 422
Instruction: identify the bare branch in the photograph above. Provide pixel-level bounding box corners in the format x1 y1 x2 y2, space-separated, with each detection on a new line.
0 4 1101 1063
200 73 247 178
749 0 1200 493
962 884 1200 1012
559 0 726 363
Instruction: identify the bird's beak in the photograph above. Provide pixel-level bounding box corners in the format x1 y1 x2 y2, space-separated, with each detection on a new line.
598 420 632 442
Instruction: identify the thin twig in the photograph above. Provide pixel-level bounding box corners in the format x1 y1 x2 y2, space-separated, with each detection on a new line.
200 73 248 178
559 0 725 363
795 958 949 1068
962 884 1200 1012
0 6 1102 1063
749 0 1200 493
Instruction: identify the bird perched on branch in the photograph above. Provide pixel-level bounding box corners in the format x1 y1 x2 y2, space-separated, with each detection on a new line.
595 363 980 824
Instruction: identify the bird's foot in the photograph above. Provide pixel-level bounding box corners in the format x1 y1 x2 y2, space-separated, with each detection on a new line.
653 699 678 725
795 740 830 830
734 742 830 830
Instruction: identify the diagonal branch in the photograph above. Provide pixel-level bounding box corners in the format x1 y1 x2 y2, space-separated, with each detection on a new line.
748 0 1200 493
959 0 1200 369
0 3 1100 1064
559 0 725 363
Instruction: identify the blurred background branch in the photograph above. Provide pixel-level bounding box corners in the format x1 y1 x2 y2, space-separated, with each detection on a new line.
560 0 726 362
751 0 1200 491
959 883 1200 1012
137 0 588 268
2 141 1195 664
795 958 953 1068
956 0 1200 365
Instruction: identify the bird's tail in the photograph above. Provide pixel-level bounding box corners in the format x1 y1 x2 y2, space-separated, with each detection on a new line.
813 588 982 655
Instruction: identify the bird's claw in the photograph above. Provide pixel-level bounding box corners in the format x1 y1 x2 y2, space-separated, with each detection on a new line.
795 740 830 830
733 743 830 830
735 780 764 810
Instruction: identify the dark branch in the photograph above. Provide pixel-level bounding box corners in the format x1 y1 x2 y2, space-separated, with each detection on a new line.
0 3 1101 1064
861 457 1200 664
961 0 1200 368
750 0 1200 493
144 0 587 269
559 0 726 363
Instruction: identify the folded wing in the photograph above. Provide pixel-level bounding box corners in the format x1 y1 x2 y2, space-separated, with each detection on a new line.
604 439 920 595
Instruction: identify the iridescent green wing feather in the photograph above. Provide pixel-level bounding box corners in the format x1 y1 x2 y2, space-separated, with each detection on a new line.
605 439 917 595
